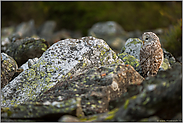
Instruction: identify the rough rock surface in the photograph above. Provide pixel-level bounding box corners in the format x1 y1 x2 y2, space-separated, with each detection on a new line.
1 36 124 108
120 38 143 61
1 97 82 122
1 34 181 122
1 63 144 121
78 63 182 122
118 52 140 72
1 53 18 88
34 63 144 115
6 37 49 66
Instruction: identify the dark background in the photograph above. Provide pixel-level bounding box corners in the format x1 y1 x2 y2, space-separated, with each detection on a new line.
1 1 182 58
1 1 182 35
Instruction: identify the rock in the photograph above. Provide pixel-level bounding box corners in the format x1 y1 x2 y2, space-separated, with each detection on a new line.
48 29 71 45
58 115 80 122
1 27 15 52
1 36 124 108
105 37 126 52
19 57 39 71
79 63 181 121
8 33 22 42
159 58 171 71
6 37 49 66
88 21 126 38
117 52 140 71
35 63 144 115
140 116 161 122
1 38 11 53
1 53 18 88
1 35 181 122
1 97 83 122
162 48 176 65
114 63 182 121
15 19 36 37
38 21 56 40
176 56 182 63
120 38 143 60
10 57 39 81
88 21 127 52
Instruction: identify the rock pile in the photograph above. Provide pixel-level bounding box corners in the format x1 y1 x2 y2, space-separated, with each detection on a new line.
1 22 182 122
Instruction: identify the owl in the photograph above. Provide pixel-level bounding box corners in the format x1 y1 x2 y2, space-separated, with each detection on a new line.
140 32 164 78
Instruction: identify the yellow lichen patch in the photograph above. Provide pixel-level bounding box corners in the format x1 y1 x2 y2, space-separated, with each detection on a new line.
98 101 102 104
131 95 137 99
91 104 96 108
82 63 87 68
45 77 51 83
68 72 72 77
108 108 119 115
47 73 52 77
124 99 129 109
41 47 47 52
27 69 36 81
104 114 114 120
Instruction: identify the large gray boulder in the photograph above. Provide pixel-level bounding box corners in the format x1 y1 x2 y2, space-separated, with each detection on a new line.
1 36 124 108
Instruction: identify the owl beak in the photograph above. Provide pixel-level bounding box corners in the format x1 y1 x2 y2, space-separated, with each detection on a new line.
142 41 144 44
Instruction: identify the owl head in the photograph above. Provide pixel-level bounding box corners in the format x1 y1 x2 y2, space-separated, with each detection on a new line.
142 32 159 45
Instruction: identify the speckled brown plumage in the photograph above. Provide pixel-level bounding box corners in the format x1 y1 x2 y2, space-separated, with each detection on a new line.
140 32 164 78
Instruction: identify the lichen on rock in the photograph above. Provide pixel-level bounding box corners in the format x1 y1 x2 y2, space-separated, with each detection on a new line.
118 52 140 71
34 63 144 116
121 38 143 60
1 36 124 108
1 97 82 122
1 53 18 88
6 37 49 66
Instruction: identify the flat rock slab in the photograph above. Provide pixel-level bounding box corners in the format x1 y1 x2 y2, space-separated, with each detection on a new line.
1 36 124 108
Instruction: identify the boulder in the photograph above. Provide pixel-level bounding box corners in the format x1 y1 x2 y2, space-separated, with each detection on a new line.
1 36 124 108
1 63 144 121
1 53 18 88
1 97 83 122
6 37 49 66
88 21 126 38
35 63 144 115
78 63 182 122
88 21 127 52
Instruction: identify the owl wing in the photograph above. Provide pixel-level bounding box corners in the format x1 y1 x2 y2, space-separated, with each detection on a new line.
140 42 163 77
140 43 153 65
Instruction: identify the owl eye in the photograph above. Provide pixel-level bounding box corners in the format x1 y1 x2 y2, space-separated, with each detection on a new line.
145 37 148 41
